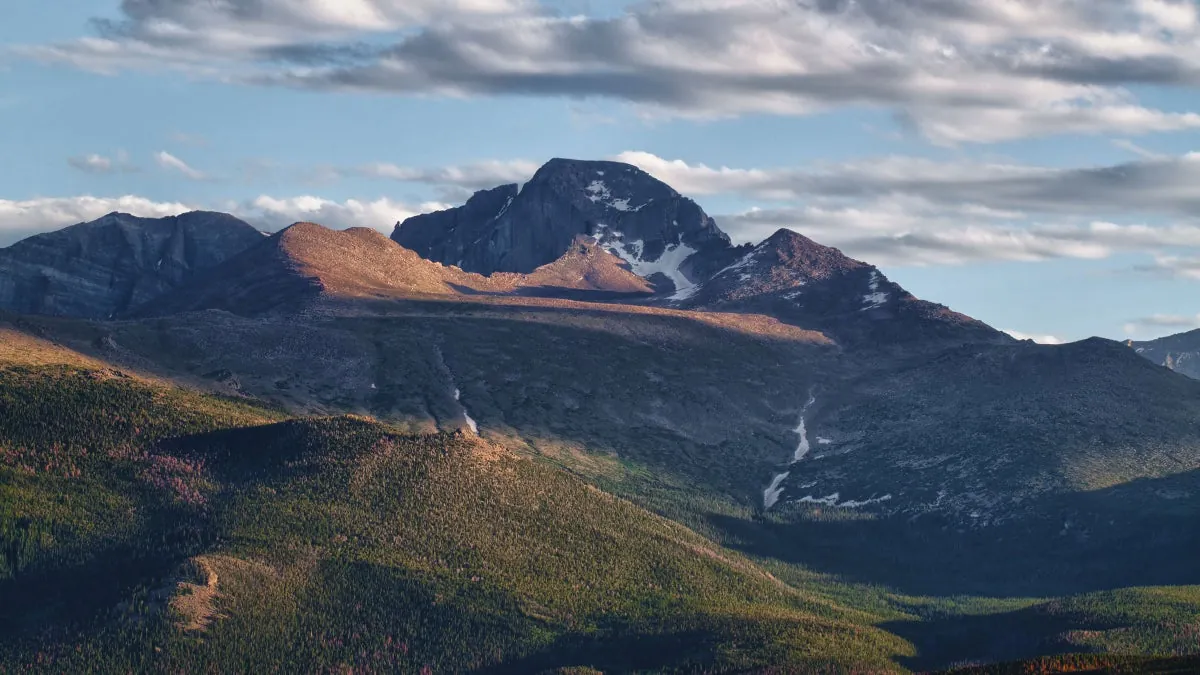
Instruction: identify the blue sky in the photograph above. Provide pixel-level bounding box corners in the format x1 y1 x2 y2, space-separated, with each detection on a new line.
3 0 1200 342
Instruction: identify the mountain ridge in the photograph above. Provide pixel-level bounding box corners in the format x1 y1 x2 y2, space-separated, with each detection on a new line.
0 211 263 319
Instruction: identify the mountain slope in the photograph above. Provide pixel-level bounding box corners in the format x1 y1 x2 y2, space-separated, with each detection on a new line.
142 222 655 316
0 330 907 673
676 228 1004 347
0 212 263 319
1129 329 1200 380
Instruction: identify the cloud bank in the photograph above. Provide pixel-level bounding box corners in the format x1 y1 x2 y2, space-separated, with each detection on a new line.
17 0 1200 143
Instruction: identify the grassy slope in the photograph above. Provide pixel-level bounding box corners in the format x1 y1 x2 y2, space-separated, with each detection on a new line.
0 332 908 674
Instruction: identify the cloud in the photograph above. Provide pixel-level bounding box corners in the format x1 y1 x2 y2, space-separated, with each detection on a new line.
1134 313 1200 328
155 151 209 180
0 193 450 247
353 158 540 195
0 195 194 246
1134 254 1200 280
618 150 1200 220
18 0 1200 143
1003 329 1065 345
238 195 450 232
603 149 1200 265
67 150 138 174
1112 139 1169 160
718 201 1200 267
1122 313 1200 338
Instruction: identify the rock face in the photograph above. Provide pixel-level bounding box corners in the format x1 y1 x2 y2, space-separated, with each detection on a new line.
393 158 731 284
0 211 263 318
1129 329 1200 380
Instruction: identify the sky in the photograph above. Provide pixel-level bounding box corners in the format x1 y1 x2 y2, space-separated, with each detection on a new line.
3 0 1200 343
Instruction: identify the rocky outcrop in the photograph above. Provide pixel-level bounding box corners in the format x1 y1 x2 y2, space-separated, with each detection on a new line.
0 211 264 319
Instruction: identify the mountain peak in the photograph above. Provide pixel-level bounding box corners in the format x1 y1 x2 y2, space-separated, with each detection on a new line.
393 157 728 276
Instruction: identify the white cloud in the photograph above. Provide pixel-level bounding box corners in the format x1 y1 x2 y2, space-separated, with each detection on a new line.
1135 254 1200 280
1123 313 1200 338
718 203 1200 267
618 150 1200 219
68 154 114 174
1136 313 1200 328
0 193 450 247
17 0 1200 143
67 150 138 174
0 196 194 246
238 195 450 233
354 159 540 190
1112 139 1169 161
155 151 209 180
602 149 1200 265
1003 329 1066 345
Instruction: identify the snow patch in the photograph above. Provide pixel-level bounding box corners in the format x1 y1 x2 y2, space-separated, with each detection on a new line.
861 270 889 309
797 492 893 509
817 437 832 445
585 180 647 212
763 471 790 509
586 180 609 202
791 392 817 463
453 387 478 435
839 494 893 508
798 493 840 507
493 195 514 221
596 229 698 300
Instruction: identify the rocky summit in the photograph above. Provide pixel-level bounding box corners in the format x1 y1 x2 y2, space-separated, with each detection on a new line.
393 158 730 282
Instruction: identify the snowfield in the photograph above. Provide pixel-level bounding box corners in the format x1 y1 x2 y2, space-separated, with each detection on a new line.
763 472 790 510
861 270 889 309
591 226 698 300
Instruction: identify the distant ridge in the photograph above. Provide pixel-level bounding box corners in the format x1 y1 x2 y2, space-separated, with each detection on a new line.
140 222 655 316
0 211 262 318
